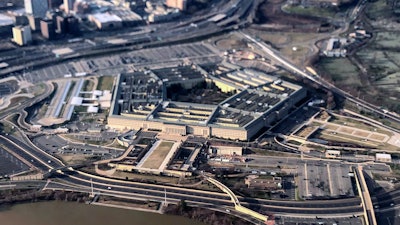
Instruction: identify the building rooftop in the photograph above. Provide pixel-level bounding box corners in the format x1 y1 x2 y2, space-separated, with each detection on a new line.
210 108 254 128
223 90 280 113
152 65 205 83
113 71 163 115
152 101 215 125
89 13 122 23
110 64 305 133
0 14 13 26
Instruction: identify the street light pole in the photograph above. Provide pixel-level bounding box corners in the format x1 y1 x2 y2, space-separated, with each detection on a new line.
90 178 94 196
164 188 167 206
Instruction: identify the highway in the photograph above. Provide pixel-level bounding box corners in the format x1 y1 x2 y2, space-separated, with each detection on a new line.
0 0 389 220
0 0 257 78
0 133 364 217
240 32 400 132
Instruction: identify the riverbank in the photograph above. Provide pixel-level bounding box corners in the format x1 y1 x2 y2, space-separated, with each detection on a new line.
0 201 207 225
0 188 254 225
165 202 254 225
0 188 88 205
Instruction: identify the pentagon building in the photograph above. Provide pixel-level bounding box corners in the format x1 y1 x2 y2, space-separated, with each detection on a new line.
108 65 306 141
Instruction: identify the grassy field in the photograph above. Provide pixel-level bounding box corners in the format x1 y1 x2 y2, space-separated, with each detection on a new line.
112 170 179 184
81 79 95 92
365 0 391 20
281 45 312 65
56 154 97 165
96 76 115 91
142 141 174 169
328 115 393 136
215 35 248 50
282 5 337 18
372 32 400 48
316 57 361 86
317 130 378 148
246 30 322 46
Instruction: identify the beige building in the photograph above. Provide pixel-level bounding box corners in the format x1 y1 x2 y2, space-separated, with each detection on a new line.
209 146 243 156
245 175 282 191
165 0 187 11
12 26 32 46
107 66 306 141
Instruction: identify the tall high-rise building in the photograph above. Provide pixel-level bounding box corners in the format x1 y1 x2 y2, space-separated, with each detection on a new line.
27 15 41 30
165 0 187 11
47 0 63 9
24 0 49 18
12 26 32 46
66 16 79 35
56 15 66 34
63 0 74 14
40 19 55 40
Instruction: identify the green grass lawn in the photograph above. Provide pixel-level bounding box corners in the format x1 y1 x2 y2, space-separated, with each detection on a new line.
317 57 361 86
283 5 337 18
97 76 115 91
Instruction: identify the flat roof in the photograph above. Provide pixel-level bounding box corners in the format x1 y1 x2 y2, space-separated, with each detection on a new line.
90 13 122 23
107 38 128 44
52 48 74 56
0 13 13 26
376 153 391 159
110 64 304 130
152 65 204 82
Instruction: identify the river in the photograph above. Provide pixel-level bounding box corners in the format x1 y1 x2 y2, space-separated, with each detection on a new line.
0 201 207 225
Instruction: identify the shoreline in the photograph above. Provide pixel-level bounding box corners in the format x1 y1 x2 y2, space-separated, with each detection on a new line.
0 188 255 225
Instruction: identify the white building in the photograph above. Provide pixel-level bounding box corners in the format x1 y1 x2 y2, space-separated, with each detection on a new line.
325 150 340 159
24 0 48 17
88 13 122 30
376 153 392 163
12 26 32 46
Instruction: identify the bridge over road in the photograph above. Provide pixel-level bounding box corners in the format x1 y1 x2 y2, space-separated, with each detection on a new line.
206 176 268 223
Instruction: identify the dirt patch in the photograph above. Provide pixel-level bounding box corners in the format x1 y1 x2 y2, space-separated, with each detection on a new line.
369 134 386 141
353 130 369 137
255 0 327 32
338 126 354 134
142 141 174 169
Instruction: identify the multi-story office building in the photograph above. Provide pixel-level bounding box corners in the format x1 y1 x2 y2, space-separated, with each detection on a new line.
40 19 55 39
47 0 63 9
165 0 187 11
63 0 74 14
24 0 48 17
12 26 32 46
27 14 40 30
108 65 306 141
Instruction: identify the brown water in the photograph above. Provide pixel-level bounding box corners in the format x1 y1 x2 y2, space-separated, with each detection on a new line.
0 201 207 225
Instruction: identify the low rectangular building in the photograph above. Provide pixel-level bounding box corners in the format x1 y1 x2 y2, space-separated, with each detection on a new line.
88 13 122 30
376 153 391 163
12 26 32 46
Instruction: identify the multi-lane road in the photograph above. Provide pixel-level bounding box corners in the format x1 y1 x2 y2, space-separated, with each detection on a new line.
0 0 398 222
240 32 400 132
0 133 364 218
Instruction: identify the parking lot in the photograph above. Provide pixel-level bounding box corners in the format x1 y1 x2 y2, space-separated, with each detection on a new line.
297 162 354 199
0 80 18 97
0 148 30 177
32 134 123 159
23 43 222 84
275 215 363 225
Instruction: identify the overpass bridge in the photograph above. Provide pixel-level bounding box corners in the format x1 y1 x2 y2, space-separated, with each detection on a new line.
206 176 268 223
354 166 377 225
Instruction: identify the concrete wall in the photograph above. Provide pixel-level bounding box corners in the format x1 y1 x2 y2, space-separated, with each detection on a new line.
211 127 248 140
